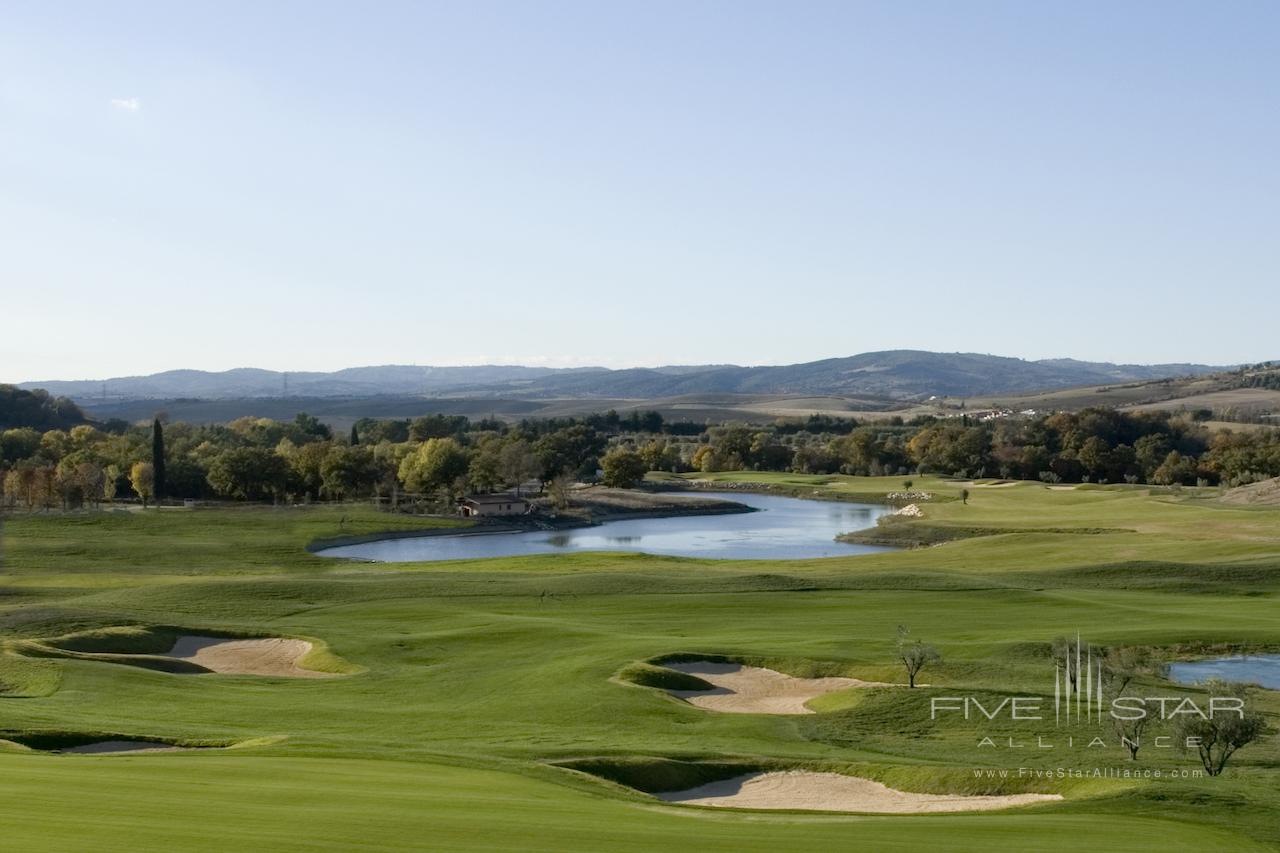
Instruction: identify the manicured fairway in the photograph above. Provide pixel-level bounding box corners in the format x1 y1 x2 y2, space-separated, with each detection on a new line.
0 756 1269 853
1 477 1278 851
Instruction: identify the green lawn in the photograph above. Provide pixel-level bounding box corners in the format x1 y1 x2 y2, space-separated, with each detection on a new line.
1 476 1278 851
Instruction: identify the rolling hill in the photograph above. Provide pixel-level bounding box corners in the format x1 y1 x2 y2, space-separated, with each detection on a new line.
20 351 1230 403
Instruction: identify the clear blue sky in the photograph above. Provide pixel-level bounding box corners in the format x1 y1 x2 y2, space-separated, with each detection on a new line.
3 1 1277 383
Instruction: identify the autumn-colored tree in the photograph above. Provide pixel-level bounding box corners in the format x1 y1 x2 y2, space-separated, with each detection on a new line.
130 461 155 507
547 472 573 509
102 464 120 503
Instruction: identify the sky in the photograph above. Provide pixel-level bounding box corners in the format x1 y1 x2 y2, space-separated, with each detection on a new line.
2 1 1278 383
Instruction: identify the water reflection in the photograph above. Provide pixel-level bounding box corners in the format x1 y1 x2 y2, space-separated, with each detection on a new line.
317 491 894 563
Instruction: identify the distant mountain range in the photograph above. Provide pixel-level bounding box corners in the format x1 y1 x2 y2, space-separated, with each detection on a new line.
19 351 1231 403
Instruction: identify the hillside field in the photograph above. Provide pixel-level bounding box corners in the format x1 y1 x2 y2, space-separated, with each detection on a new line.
0 477 1278 851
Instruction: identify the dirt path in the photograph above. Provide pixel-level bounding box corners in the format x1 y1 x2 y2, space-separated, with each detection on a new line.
659 770 1062 813
166 636 332 678
664 661 895 714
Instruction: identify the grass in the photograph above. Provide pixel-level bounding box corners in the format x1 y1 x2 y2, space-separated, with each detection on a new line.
11 624 361 676
0 474 1278 851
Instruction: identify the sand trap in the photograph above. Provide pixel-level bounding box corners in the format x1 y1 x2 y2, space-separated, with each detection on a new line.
1047 485 1076 491
166 636 332 678
58 740 186 755
664 661 895 714
659 771 1062 813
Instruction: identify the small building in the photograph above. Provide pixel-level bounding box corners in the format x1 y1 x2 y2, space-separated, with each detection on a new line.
457 493 531 517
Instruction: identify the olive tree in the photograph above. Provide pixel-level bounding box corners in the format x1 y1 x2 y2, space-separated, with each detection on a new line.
1176 680 1267 776
896 624 941 688
1111 702 1152 760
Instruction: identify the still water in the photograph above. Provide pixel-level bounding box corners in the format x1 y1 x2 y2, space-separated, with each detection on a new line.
1167 655 1280 690
316 491 894 562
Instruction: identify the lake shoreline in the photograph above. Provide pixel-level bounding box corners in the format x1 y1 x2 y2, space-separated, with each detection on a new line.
310 490 893 561
306 491 754 553
658 479 913 507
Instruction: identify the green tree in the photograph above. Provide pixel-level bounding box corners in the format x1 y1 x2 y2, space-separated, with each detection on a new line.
639 439 679 473
152 417 166 500
1077 435 1111 481
466 437 505 493
206 448 288 501
534 426 605 483
0 428 42 464
291 412 333 441
398 438 470 495
285 440 331 499
498 439 539 494
1152 450 1197 486
601 447 647 488
320 445 379 500
409 415 468 441
1134 434 1172 480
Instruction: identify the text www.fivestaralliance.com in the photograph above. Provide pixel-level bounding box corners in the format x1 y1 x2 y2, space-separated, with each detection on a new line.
973 767 1204 779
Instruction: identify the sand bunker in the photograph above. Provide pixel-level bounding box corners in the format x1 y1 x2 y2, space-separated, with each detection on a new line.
166 636 331 678
659 770 1062 813
663 661 895 714
57 740 187 755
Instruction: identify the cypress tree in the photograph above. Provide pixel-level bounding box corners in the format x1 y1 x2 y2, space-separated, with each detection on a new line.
152 417 166 499
350 423 359 445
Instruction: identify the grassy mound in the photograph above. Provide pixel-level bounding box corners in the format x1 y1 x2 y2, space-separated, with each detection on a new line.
12 625 360 676
0 653 62 697
556 756 1095 799
841 519 1134 548
615 662 715 692
16 625 214 674
649 651 883 680
0 730 238 752
554 756 765 794
1220 477 1280 506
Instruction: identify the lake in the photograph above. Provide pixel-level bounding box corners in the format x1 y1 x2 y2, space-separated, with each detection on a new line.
315 491 894 562
1167 655 1280 690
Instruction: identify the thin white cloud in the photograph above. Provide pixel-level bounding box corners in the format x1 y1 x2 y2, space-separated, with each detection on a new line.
110 97 140 112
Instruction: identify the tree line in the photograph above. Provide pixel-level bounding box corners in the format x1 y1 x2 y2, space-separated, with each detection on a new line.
2 405 1278 510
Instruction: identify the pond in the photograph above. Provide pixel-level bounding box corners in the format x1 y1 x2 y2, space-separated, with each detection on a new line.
1167 655 1280 690
315 491 895 562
